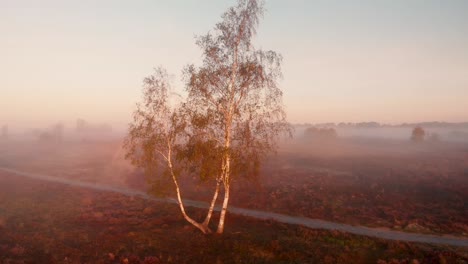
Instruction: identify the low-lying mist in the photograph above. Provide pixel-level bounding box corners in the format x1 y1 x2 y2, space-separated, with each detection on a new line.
1 121 467 238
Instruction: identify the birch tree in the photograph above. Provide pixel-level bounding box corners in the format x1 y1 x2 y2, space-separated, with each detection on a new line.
125 0 290 234
183 0 290 234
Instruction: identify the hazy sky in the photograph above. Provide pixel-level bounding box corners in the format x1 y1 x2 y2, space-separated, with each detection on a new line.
2 0 468 131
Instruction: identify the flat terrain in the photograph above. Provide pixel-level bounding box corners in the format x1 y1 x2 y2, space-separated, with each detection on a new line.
0 137 467 262
240 138 468 236
2 166 466 247
1 172 467 263
0 138 467 236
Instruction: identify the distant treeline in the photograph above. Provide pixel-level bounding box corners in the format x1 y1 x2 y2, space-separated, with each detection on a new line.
295 122 468 129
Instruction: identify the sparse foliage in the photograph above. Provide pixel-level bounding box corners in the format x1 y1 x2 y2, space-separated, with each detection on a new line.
125 0 291 234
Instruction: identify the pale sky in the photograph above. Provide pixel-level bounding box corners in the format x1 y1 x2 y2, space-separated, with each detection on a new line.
1 0 468 131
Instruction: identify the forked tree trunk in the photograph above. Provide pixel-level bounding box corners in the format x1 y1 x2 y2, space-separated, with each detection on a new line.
167 149 217 234
172 177 211 234
217 133 231 234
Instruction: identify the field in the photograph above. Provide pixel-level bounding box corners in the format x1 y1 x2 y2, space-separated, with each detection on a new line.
1 172 467 263
237 138 468 235
0 136 467 263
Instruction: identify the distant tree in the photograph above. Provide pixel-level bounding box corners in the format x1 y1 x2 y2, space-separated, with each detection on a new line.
411 126 425 142
125 0 291 234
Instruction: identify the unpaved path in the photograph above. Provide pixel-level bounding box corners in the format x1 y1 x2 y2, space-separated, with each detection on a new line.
1 167 467 247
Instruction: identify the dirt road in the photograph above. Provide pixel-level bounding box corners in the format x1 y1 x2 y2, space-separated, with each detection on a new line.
1 167 467 247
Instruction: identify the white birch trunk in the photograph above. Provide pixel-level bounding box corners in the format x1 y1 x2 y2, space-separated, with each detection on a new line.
216 182 230 234
203 181 220 226
217 126 232 234
166 142 216 233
